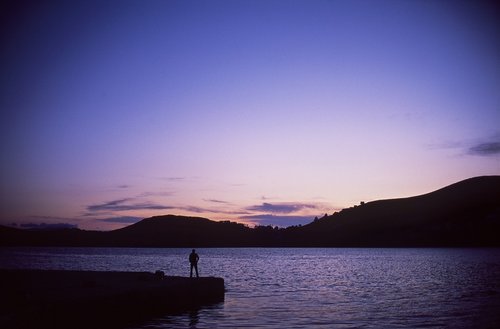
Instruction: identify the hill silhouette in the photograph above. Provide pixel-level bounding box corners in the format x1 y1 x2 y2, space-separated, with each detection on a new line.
297 175 500 246
1 176 499 247
106 216 254 247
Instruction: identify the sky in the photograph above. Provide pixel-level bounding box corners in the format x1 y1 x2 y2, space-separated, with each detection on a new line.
1 0 499 231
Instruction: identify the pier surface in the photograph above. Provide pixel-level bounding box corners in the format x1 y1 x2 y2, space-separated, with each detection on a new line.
0 269 225 329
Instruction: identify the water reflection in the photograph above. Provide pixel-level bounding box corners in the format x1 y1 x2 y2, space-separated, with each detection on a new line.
188 309 199 328
2 247 500 328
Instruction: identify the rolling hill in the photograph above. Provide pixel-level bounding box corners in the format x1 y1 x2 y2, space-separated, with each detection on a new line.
1 176 499 247
299 175 500 246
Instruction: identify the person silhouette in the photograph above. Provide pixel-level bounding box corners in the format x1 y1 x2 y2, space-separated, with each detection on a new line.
189 249 199 278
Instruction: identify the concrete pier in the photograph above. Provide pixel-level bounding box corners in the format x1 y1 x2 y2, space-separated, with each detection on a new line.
0 269 225 329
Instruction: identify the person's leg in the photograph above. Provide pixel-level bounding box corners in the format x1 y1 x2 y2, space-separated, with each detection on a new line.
195 264 199 277
190 264 193 277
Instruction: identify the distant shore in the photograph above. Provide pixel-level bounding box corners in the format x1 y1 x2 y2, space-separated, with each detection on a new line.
0 269 225 329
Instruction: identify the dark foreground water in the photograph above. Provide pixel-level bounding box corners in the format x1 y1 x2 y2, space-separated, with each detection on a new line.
1 247 500 329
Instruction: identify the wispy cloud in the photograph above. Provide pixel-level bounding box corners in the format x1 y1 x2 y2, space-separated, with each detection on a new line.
180 206 210 214
28 215 77 221
83 196 331 228
138 191 174 198
427 134 500 157
178 205 249 215
426 141 463 151
204 199 230 204
239 214 314 227
96 216 142 224
87 198 173 212
246 202 319 214
160 177 186 182
20 222 77 230
468 141 500 156
85 196 249 219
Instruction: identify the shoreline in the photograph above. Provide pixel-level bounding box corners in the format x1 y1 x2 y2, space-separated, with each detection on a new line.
0 269 225 329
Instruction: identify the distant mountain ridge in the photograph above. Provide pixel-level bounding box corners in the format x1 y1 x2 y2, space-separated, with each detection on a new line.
1 176 499 247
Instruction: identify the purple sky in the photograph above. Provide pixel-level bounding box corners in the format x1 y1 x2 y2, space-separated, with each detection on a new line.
1 0 499 230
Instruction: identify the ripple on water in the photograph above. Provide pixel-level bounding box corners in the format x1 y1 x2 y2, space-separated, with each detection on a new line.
2 247 500 328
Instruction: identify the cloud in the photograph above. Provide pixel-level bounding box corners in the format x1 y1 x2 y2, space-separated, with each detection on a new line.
468 141 500 156
239 214 314 227
138 191 174 198
180 206 210 213
427 134 500 157
96 216 142 224
161 177 186 182
87 198 173 212
246 202 319 214
20 222 78 230
86 197 252 218
204 199 230 204
178 205 249 215
426 141 463 151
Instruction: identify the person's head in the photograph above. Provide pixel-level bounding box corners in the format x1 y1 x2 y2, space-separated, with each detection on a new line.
192 249 195 253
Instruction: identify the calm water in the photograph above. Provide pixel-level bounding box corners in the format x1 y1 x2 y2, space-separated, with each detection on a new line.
1 247 500 329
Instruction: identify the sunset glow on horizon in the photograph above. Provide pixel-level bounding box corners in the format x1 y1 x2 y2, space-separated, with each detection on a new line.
1 0 499 230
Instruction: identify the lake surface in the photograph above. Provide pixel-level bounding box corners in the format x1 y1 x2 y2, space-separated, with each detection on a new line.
1 247 500 328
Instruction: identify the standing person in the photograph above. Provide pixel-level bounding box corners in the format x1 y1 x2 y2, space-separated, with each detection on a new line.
189 249 199 278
